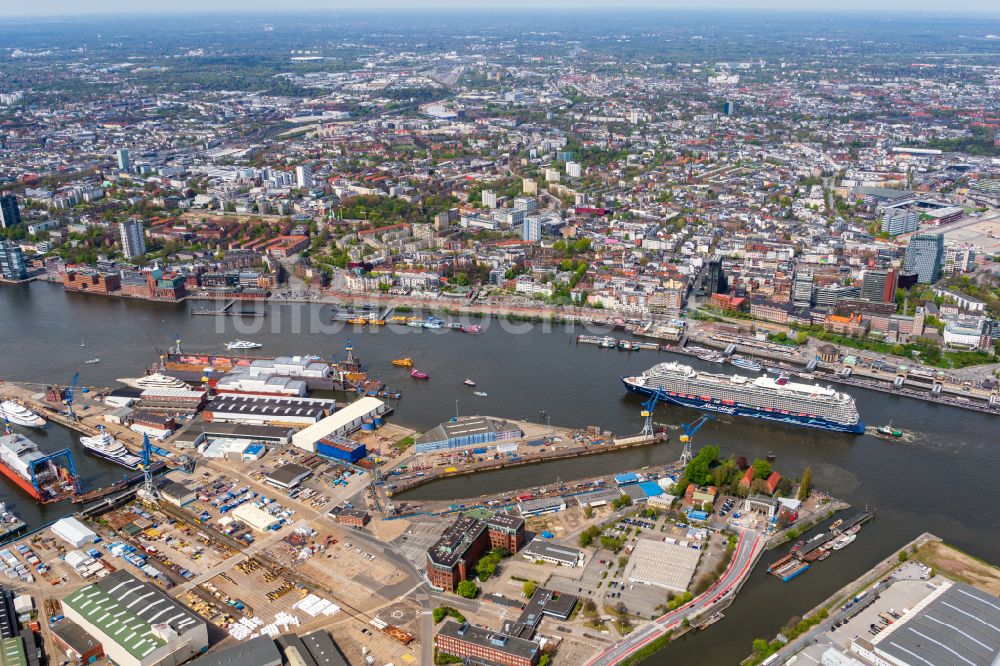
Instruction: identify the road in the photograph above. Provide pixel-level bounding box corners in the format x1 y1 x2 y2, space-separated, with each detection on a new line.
585 529 764 666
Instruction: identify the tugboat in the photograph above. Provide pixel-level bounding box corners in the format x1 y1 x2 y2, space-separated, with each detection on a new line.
391 358 413 367
875 423 903 439
410 369 429 380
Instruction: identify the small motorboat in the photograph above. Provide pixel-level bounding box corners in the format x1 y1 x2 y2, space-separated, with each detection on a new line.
84 358 100 364
463 379 476 386
474 391 488 397
410 369 429 380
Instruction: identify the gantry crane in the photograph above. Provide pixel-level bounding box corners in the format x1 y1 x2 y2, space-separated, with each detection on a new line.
678 414 714 467
639 393 659 438
64 371 80 421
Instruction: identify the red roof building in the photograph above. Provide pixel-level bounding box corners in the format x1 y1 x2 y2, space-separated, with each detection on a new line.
765 472 782 496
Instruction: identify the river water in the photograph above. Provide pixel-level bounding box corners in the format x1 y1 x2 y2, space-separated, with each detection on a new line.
0 281 997 663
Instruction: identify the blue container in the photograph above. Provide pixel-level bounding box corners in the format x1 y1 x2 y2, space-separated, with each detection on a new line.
540 531 554 539
361 422 375 431
374 417 384 426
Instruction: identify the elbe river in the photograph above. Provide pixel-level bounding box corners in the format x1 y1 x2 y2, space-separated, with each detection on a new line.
1 281 997 663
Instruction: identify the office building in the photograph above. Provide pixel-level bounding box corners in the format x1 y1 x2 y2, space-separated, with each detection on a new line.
426 514 526 592
723 100 735 115
701 259 728 296
436 621 539 666
116 148 131 173
0 241 27 281
482 189 497 209
903 233 944 284
881 208 919 236
0 195 21 229
861 269 896 303
566 161 582 178
295 165 313 189
61 570 208 666
522 216 541 242
119 220 146 259
792 269 814 306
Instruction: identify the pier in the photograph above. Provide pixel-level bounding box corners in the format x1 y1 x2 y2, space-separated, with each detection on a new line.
191 299 266 317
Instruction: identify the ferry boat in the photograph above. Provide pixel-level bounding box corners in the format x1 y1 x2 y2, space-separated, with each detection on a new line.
391 358 413 367
347 317 368 325
0 430 79 502
831 533 857 550
875 423 903 439
410 369 430 380
0 402 46 428
463 379 476 386
117 373 189 390
79 427 141 469
729 357 763 372
84 358 101 365
226 340 263 350
622 361 864 434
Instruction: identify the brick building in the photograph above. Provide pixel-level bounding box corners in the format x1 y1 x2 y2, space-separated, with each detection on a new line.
426 514 526 592
435 621 539 666
62 269 121 295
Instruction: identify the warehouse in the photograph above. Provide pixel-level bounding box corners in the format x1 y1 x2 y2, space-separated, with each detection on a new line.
315 435 367 464
173 422 292 449
521 540 585 567
415 416 523 453
51 517 97 548
851 580 1000 666
517 496 566 517
61 570 208 666
231 503 281 532
292 397 388 452
184 636 281 666
625 539 701 592
265 463 312 489
202 395 333 427
276 631 348 666
50 620 104 664
158 481 197 507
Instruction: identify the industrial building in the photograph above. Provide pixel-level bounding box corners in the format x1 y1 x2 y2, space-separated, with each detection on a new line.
315 435 367 464
61 570 208 666
265 463 312 489
850 581 1000 666
521 539 585 567
624 539 702 592
436 620 539 666
291 398 388 452
276 631 348 666
173 421 293 449
231 503 281 532
202 395 333 427
50 620 104 665
51 518 97 548
517 496 566 517
414 416 523 453
184 636 281 666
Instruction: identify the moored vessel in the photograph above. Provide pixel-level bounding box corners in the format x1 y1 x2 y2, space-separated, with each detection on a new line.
622 361 864 433
0 401 46 428
729 356 763 372
117 373 189 390
0 429 79 502
79 426 141 469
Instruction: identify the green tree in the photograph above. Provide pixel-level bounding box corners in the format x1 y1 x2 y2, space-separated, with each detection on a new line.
798 466 812 501
456 580 478 599
522 581 537 598
752 459 772 480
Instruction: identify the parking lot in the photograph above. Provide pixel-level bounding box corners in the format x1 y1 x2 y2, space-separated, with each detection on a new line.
826 574 939 649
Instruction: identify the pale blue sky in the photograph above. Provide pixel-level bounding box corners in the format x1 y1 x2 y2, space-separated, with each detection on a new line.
8 0 1000 16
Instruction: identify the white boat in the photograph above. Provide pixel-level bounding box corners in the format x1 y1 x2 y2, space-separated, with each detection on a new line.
729 356 763 372
474 391 488 397
0 401 46 428
463 379 476 386
697 352 725 363
79 427 141 469
225 340 263 350
831 533 857 551
117 373 189 390
84 358 100 364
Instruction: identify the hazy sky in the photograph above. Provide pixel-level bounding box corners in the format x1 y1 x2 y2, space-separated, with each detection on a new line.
9 0 1000 16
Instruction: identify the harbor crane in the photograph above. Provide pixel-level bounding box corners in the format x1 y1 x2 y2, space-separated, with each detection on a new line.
639 393 660 438
138 433 159 502
678 414 715 467
64 371 80 421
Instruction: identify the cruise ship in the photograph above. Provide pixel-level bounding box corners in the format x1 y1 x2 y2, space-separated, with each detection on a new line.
0 431 79 502
0 401 46 428
79 427 142 469
622 361 864 433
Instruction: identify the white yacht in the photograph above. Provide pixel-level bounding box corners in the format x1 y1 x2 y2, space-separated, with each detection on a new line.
79 427 141 469
116 373 189 390
0 401 46 428
225 340 263 350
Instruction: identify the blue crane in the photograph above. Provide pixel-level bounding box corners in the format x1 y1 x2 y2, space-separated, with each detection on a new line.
140 433 158 500
639 393 659 438
678 414 715 467
64 371 80 420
